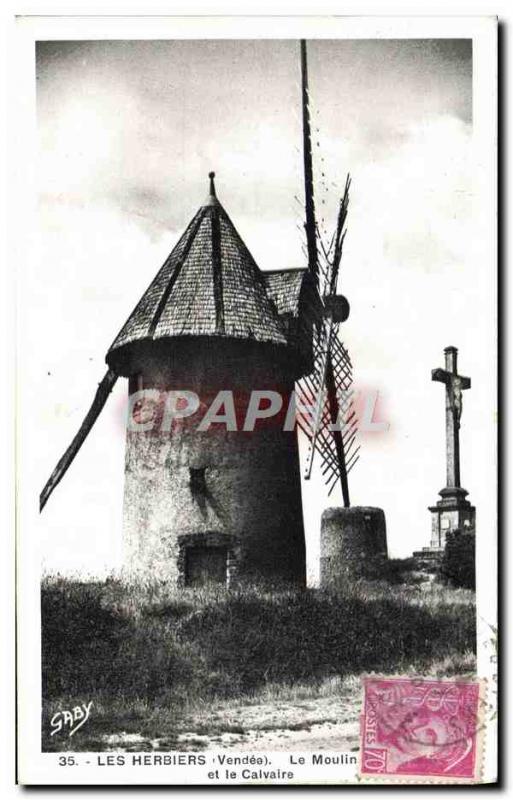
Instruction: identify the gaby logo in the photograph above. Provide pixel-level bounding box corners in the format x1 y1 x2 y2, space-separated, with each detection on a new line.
50 701 93 737
127 388 389 434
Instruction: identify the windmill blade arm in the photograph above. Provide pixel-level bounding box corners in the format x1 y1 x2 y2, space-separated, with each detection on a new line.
300 39 319 287
346 446 361 473
302 320 334 479
329 174 351 293
40 368 118 512
325 352 351 507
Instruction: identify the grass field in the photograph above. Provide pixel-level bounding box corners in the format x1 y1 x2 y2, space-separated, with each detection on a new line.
41 575 476 752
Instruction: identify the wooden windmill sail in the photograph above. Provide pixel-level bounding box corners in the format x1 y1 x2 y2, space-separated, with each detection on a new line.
296 40 359 505
40 369 117 510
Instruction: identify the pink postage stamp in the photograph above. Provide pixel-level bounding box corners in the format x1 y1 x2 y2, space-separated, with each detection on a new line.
360 677 483 782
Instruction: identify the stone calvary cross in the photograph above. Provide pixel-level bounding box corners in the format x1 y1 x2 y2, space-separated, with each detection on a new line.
428 346 475 550
432 346 471 490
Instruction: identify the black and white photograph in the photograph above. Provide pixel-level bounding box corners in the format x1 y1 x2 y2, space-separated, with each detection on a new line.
13 14 497 786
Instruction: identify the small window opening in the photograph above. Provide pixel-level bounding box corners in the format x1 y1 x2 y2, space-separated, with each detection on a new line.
189 467 207 498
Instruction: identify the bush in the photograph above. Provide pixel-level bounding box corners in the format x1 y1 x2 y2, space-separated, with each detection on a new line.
41 579 213 701
41 577 476 705
440 529 476 590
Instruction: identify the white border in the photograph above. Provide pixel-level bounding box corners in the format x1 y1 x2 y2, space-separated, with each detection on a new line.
9 11 498 788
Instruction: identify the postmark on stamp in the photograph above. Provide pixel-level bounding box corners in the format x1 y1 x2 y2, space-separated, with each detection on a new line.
360 676 484 782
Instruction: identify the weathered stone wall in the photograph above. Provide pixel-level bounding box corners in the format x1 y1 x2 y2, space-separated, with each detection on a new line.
122 339 306 587
320 506 387 588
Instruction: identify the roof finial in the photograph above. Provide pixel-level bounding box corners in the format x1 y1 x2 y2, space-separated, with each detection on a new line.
203 171 218 206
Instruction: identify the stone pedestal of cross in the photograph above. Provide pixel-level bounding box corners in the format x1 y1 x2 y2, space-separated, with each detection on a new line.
427 346 475 550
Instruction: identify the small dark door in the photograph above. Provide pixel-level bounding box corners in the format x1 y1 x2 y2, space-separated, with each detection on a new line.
185 546 227 587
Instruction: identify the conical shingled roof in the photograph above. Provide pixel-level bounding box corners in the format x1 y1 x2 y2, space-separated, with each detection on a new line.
107 174 288 373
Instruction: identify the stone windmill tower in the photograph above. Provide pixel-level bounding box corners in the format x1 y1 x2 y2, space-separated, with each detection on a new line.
40 41 361 588
106 173 319 586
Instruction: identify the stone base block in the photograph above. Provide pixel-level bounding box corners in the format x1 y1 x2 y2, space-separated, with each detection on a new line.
429 486 475 549
320 506 388 588
412 547 443 574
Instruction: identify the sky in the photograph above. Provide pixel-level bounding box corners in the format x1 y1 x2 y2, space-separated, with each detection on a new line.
30 37 493 582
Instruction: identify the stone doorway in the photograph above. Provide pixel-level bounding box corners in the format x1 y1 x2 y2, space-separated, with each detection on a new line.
184 545 228 587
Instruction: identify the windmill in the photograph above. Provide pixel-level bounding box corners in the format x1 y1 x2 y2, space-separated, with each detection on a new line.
296 40 359 505
39 40 360 585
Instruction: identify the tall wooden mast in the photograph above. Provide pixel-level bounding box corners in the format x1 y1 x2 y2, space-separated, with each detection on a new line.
299 39 351 507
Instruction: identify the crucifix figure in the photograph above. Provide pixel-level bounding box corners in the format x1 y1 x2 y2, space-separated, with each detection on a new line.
432 346 471 489
427 346 476 550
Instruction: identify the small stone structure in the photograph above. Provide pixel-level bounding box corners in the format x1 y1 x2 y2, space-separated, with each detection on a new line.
411 547 443 574
320 507 388 587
